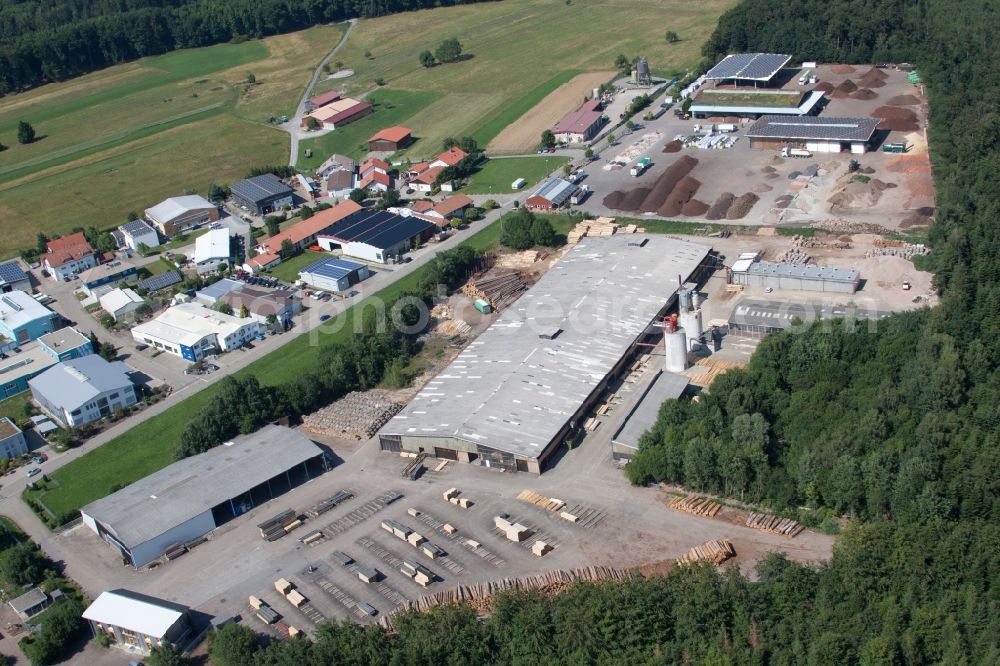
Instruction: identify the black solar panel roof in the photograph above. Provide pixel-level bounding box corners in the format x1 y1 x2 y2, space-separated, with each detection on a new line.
323 209 435 250
746 115 880 141
0 261 28 284
139 270 183 291
230 174 293 204
706 53 791 80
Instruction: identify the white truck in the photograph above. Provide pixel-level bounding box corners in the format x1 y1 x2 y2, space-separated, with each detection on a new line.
781 147 812 158
630 157 651 177
713 123 738 133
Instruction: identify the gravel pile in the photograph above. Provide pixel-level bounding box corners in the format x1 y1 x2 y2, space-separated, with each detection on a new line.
619 187 652 212
705 192 735 220
850 88 878 100
888 94 920 106
830 79 858 98
858 67 888 88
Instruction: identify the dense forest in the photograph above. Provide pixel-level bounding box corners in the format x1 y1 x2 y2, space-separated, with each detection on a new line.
194 1 999 664
0 0 497 93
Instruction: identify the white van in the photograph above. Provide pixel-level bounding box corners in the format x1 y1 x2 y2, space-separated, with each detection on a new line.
512 178 526 190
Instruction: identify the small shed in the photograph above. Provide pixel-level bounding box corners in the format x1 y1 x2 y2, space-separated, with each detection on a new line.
9 587 50 620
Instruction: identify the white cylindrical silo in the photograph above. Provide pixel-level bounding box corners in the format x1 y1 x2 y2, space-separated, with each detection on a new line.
679 309 703 351
692 290 703 309
678 289 693 311
665 328 688 372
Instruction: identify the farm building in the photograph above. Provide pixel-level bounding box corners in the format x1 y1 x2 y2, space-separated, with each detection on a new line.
230 174 294 215
83 589 193 653
144 195 219 236
315 209 436 263
369 126 413 151
299 257 370 292
118 219 160 252
611 371 690 460
553 99 605 143
308 90 342 109
43 232 96 281
325 169 356 197
745 115 880 153
525 177 577 210
0 291 57 343
99 288 145 321
193 228 232 274
0 261 31 293
727 299 891 338
0 417 28 460
131 303 264 361
302 97 372 129
379 234 713 473
37 327 92 361
29 355 137 428
80 425 328 568
79 260 138 297
730 259 860 292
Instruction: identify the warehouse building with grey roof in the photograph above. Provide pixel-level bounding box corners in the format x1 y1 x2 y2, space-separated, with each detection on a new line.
80 425 328 567
379 234 713 473
746 115 880 153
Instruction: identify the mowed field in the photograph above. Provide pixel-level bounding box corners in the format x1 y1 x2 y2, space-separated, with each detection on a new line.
0 26 344 259
301 0 734 161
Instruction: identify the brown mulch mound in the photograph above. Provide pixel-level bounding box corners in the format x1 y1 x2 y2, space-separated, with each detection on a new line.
602 191 626 209
705 192 735 220
662 139 682 153
900 213 933 228
681 199 710 216
761 165 776 173
887 94 920 106
830 79 858 98
873 105 919 131
752 182 773 193
860 66 888 81
773 194 794 209
658 175 701 217
831 64 857 74
850 88 878 100
813 81 835 93
858 67 888 88
765 172 780 180
860 166 876 174
637 155 699 213
619 187 651 212
725 192 760 220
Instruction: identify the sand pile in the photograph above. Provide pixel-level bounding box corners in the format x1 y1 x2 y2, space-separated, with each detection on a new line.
658 176 701 217
752 182 773 193
887 94 920 106
831 64 857 74
813 81 835 93
705 193 735 220
831 79 859 98
829 181 882 210
662 139 682 153
681 199 710 216
637 155 699 213
602 191 626 209
874 106 919 131
850 88 878 100
726 193 760 219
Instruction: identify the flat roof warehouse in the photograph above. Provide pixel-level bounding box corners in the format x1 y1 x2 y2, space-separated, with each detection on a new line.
380 234 712 473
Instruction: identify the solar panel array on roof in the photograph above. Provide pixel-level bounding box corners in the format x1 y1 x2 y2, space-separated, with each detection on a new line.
322 209 435 250
746 115 879 141
706 53 791 80
230 174 293 204
138 270 182 292
301 257 366 281
0 261 28 285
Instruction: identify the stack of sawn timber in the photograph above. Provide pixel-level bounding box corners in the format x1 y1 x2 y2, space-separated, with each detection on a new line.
745 513 804 537
676 539 735 566
464 273 527 311
516 489 565 512
258 510 299 541
668 495 722 517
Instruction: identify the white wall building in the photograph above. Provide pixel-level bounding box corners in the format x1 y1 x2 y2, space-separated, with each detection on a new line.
29 355 137 427
118 219 160 252
99 288 145 321
131 303 263 362
193 228 232 274
83 590 193 654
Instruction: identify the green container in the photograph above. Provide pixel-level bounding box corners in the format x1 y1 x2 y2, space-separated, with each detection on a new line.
474 298 492 314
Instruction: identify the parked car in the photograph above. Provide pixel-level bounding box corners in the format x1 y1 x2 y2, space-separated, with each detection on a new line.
31 455 44 465
319 314 331 322
26 468 40 478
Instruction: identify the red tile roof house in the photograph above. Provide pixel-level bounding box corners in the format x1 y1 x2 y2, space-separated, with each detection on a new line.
426 194 474 220
307 90 342 110
246 200 363 271
359 158 390 178
552 99 605 143
359 170 392 193
368 126 413 152
44 232 97 281
429 147 468 168
405 147 468 193
409 200 435 213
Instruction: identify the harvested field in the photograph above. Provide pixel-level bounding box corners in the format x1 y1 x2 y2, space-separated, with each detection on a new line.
888 94 920 106
602 190 626 209
681 199 710 216
830 79 858 98
662 139 682 153
874 106 919 131
486 71 616 153
850 88 878 100
812 81 835 93
725 192 759 219
830 64 857 74
706 192 735 220
619 187 652 212
637 155 698 213
658 175 701 217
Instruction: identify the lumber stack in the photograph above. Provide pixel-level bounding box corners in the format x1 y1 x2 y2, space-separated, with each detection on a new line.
516 489 566 512
463 273 528 311
494 516 532 542
745 513 804 538
676 539 735 566
258 510 299 541
444 487 473 509
668 495 722 518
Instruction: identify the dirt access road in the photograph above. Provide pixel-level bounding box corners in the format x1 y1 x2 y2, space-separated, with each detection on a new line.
487 71 616 154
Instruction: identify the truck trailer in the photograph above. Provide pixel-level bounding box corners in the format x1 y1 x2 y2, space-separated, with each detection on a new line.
630 157 651 176
781 147 812 158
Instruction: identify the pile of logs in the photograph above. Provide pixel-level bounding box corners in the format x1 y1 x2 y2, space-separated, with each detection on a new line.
377 566 634 629
745 513 804 538
667 495 722 518
303 390 403 440
463 272 527 311
516 490 565 512
676 539 735 566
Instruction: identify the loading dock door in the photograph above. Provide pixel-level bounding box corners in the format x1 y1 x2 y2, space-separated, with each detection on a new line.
434 447 458 461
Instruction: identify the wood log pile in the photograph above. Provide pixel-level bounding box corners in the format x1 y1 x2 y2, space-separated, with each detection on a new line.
745 513 804 538
676 539 735 566
516 489 565 512
377 566 634 629
667 495 722 518
463 272 527 311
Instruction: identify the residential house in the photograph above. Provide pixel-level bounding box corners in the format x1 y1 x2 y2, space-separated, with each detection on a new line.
145 195 219 236
29 355 138 427
79 260 138 297
427 194 474 220
83 590 193 655
44 232 97 281
0 261 31 293
368 126 413 152
118 219 160 252
325 169 356 198
230 174 294 215
131 303 264 361
193 228 232 274
0 291 58 343
99 288 146 321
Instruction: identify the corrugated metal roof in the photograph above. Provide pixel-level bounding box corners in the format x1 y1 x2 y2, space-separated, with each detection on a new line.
529 178 576 206
729 298 891 330
83 590 187 638
612 371 690 450
746 115 879 142
28 355 133 414
737 260 859 282
230 174 293 205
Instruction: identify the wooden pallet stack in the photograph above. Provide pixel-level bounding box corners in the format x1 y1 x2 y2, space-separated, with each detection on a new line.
463 273 528 311
745 513 804 538
668 495 722 518
676 539 735 566
516 490 566 512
